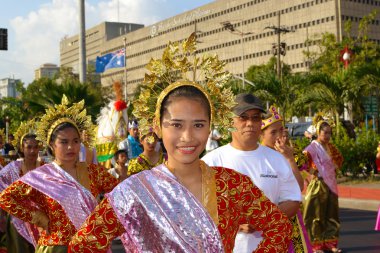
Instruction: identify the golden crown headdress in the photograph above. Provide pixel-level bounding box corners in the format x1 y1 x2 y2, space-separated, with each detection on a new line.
261 105 283 130
132 33 236 139
312 112 334 135
36 95 95 147
12 118 38 148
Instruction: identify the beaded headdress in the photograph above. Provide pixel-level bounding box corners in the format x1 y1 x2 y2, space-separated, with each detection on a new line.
132 33 236 139
36 95 95 147
12 118 38 148
261 105 283 130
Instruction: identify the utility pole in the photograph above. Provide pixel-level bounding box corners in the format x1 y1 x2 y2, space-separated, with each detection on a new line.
221 20 253 89
78 0 86 83
265 11 292 80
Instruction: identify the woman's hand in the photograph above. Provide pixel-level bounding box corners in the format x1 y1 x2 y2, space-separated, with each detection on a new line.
274 137 294 160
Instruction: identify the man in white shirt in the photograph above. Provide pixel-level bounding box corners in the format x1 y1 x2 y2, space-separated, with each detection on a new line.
202 93 301 253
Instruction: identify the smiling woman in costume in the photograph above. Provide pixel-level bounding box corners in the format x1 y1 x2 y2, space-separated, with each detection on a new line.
0 96 118 253
68 34 291 253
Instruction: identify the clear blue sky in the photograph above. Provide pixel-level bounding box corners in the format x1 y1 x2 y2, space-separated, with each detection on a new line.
0 0 213 85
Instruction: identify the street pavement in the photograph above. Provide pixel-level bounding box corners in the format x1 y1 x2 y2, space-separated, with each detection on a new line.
339 208 380 253
111 207 380 253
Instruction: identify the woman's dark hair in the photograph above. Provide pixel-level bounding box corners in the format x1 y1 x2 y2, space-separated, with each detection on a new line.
48 122 80 156
160 85 211 123
17 134 37 158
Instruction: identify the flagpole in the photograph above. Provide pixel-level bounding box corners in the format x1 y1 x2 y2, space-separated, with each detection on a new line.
123 37 127 101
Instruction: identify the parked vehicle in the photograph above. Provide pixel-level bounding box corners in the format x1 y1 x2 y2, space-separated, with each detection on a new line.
285 120 356 139
285 122 311 139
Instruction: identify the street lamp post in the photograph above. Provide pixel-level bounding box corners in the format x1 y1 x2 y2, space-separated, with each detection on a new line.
221 20 253 89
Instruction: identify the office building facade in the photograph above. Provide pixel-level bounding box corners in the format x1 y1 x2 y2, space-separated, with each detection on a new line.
0 78 20 98
60 0 380 97
34 63 60 80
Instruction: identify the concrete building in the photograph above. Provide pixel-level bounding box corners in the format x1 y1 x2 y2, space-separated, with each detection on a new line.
60 22 144 74
60 0 380 96
0 78 20 98
34 63 60 80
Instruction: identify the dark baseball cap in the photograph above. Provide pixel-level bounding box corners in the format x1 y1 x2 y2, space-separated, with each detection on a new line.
233 93 265 116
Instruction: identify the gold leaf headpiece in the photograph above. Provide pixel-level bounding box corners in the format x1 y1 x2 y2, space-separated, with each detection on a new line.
36 95 95 147
132 33 236 139
312 112 334 135
12 118 38 148
261 105 283 130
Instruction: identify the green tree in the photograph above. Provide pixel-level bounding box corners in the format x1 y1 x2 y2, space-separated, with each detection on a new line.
244 57 304 120
22 78 104 122
0 97 27 133
302 10 379 123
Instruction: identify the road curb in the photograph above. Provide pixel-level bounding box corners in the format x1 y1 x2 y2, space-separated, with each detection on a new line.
339 197 379 211
336 184 380 211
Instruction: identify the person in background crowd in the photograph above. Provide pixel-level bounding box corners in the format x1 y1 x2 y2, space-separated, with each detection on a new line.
205 127 222 153
0 130 6 167
108 149 129 181
0 96 118 253
118 120 143 159
303 115 344 253
0 119 43 253
202 93 301 253
260 106 312 253
78 130 98 165
4 134 15 156
127 131 167 177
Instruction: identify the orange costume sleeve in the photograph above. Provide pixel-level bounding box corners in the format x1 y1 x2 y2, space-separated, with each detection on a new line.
69 198 125 253
0 181 77 245
88 164 119 197
240 175 292 252
327 143 344 169
215 167 292 252
0 181 36 223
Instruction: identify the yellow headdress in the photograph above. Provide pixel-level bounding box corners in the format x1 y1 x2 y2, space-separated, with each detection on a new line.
36 95 95 147
12 118 38 148
312 112 333 135
261 105 283 130
132 33 236 139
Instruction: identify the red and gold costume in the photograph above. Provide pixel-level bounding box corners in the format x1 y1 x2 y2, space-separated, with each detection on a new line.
69 164 292 253
0 163 117 250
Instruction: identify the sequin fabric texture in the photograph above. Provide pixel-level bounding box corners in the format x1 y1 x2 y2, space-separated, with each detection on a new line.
69 165 292 253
